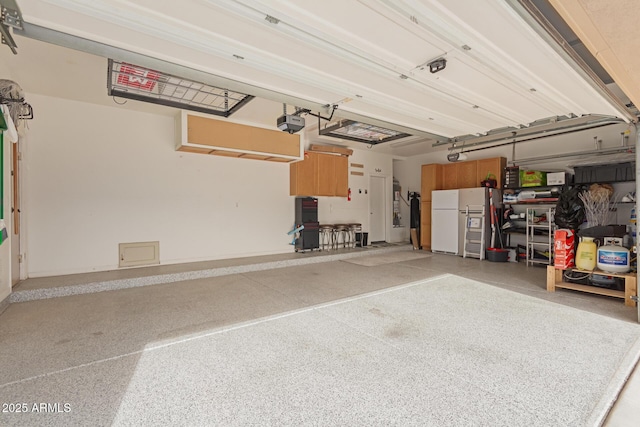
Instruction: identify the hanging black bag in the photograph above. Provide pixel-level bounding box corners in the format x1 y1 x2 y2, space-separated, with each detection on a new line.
554 186 585 230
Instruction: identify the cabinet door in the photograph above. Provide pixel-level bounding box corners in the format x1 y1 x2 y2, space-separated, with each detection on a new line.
290 153 318 196
442 163 458 190
290 153 349 197
334 155 349 197
476 157 506 188
457 161 478 188
316 153 335 196
496 157 506 188
421 164 443 201
420 201 432 250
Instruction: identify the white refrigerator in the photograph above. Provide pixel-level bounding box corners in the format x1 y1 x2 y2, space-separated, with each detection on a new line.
432 188 499 255
431 189 460 254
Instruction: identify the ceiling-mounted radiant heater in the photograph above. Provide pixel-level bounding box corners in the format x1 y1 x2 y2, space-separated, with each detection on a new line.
107 59 254 117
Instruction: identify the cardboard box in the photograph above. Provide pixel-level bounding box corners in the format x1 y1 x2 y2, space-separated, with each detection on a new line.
547 172 565 185
520 170 547 187
554 229 575 269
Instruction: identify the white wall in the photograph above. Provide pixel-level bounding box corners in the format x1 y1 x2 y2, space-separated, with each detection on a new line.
24 94 400 276
315 149 393 239
24 94 300 276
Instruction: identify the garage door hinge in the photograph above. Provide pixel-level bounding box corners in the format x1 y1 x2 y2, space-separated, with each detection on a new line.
18 254 23 263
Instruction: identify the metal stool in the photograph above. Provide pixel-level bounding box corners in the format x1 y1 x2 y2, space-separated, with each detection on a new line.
348 223 362 248
319 224 335 251
333 224 351 249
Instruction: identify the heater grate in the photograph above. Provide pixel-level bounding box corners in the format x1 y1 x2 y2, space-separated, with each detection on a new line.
107 59 253 116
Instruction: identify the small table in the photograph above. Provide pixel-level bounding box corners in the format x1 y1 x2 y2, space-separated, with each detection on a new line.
546 266 637 307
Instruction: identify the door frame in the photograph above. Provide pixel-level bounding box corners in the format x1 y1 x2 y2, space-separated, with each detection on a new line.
10 139 25 285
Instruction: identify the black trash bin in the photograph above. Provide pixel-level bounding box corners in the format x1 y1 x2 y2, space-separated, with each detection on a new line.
355 232 369 247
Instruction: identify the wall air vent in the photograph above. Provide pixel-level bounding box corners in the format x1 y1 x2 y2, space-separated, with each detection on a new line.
107 59 254 117
319 120 410 145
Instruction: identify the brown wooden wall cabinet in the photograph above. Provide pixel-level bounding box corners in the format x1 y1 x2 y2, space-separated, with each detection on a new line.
420 164 443 201
334 155 349 197
442 163 458 190
290 153 318 196
316 153 335 196
476 157 507 188
290 152 349 197
457 161 478 188
419 156 506 251
420 164 441 249
176 111 302 162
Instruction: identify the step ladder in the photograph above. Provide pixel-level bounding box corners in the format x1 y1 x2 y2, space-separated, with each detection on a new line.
463 205 486 260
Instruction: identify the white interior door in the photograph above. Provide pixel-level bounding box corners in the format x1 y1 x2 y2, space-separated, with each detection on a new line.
369 176 386 243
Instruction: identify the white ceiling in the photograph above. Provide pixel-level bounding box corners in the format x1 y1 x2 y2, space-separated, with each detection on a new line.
1 0 636 156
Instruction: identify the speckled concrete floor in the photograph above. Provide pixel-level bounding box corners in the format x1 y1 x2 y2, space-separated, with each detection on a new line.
0 247 638 426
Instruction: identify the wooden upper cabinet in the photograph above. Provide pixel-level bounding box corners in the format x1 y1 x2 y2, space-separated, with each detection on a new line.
290 152 349 197
334 155 349 197
421 164 442 201
476 157 506 188
290 153 318 196
179 112 301 162
316 153 335 196
457 161 478 188
442 163 458 190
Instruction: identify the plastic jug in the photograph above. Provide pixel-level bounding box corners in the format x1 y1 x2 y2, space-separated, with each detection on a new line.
576 236 597 270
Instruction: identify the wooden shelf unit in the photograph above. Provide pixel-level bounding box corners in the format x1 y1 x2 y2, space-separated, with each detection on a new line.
546 266 637 307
